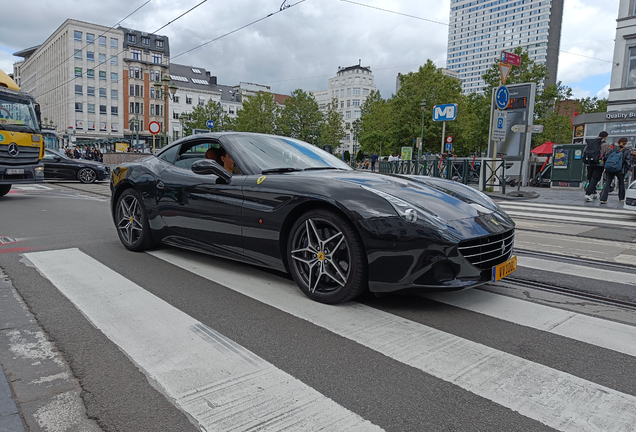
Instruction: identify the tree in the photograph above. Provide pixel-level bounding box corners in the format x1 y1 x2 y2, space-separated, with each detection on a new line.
182 100 232 135
319 98 346 148
533 82 574 145
456 92 491 156
276 89 323 144
235 92 278 134
359 90 392 156
577 96 607 113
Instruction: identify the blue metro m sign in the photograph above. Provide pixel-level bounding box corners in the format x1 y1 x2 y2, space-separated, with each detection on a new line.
433 104 458 121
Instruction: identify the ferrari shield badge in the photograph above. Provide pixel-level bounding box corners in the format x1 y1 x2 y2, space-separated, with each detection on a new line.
257 176 267 185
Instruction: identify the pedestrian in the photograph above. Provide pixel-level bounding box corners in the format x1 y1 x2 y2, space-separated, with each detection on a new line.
73 147 81 159
94 147 103 163
600 137 633 204
85 147 94 160
583 131 608 202
371 152 378 172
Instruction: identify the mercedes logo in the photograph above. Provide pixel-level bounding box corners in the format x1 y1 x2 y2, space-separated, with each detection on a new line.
501 242 506 256
7 143 19 157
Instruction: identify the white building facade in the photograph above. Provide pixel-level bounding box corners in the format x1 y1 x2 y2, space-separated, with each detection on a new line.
312 64 377 154
13 19 125 144
168 64 241 140
446 0 563 94
608 0 636 110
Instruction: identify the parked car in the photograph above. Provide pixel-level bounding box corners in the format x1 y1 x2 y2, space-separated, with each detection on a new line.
110 132 516 304
42 149 110 183
625 179 636 211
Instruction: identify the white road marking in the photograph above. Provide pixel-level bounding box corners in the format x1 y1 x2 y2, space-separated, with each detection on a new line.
500 202 636 216
421 289 636 357
502 210 634 227
12 185 53 191
150 248 636 432
518 255 636 286
25 249 382 432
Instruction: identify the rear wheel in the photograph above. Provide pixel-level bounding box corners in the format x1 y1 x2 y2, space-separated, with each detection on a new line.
0 185 11 197
115 189 154 251
78 168 97 184
287 209 367 304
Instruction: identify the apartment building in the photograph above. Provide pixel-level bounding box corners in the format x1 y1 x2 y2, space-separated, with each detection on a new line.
608 0 636 110
446 0 564 94
312 64 377 154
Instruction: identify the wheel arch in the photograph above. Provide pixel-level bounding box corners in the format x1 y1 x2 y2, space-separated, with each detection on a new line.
278 199 367 273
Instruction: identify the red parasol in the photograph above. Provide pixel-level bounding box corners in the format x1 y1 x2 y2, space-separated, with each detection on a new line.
531 142 557 155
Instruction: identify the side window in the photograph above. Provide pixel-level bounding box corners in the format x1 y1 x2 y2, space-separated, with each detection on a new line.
175 141 218 169
157 145 179 165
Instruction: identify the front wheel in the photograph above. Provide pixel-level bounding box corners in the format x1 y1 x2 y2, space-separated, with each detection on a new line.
0 184 11 197
78 168 97 184
115 189 154 251
287 209 367 304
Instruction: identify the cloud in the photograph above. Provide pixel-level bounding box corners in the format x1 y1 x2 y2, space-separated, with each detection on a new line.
596 84 610 98
0 0 619 99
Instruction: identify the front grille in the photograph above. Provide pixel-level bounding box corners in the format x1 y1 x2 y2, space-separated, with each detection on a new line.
0 145 40 165
458 229 514 270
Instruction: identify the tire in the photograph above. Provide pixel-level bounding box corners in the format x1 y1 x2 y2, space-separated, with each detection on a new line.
115 188 154 252
78 168 97 184
287 209 367 304
0 184 11 197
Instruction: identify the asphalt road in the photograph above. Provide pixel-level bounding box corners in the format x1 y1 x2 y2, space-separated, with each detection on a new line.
1 183 635 432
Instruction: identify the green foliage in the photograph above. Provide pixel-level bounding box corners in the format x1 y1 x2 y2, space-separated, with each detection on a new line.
456 92 490 155
182 100 232 136
356 150 364 162
343 150 351 162
319 98 346 147
577 97 607 113
235 92 278 134
359 90 392 155
276 89 323 144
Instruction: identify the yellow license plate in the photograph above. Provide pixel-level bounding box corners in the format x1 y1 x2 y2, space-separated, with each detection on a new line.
492 256 517 282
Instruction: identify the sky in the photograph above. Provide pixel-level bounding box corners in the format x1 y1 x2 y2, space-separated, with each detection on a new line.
0 0 619 101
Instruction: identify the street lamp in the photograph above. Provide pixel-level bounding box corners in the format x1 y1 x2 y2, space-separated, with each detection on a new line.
351 119 361 167
419 98 427 162
154 76 178 150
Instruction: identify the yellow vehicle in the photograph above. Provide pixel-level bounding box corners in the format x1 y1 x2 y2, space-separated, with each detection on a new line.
0 69 45 197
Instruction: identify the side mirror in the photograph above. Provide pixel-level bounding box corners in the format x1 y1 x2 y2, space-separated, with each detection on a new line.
34 103 42 129
191 159 232 183
53 156 62 161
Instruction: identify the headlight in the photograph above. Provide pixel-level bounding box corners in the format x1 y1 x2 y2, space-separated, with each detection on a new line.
360 185 448 229
35 166 44 174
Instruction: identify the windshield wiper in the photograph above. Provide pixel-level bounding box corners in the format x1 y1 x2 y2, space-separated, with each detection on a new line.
302 167 340 171
261 167 304 174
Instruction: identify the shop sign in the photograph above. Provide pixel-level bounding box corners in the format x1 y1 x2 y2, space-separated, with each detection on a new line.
608 122 636 135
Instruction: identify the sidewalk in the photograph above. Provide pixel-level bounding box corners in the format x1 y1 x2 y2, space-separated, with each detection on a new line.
485 184 630 209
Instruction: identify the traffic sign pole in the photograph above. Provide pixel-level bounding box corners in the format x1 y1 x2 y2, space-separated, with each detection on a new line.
440 121 446 154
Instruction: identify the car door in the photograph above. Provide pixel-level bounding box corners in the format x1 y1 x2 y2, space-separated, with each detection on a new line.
42 151 75 179
155 139 247 259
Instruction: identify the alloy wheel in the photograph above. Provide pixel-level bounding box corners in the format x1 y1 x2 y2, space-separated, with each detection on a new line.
78 168 97 184
117 194 144 247
290 218 351 294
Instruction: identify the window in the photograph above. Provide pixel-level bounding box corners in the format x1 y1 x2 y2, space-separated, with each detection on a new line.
99 53 106 63
627 47 636 87
186 94 192 104
363 88 369 96
135 67 140 79
129 67 134 78
198 96 205 106
135 102 140 114
152 53 162 64
347 100 351 107
150 88 155 98
352 99 360 107
156 40 164 48
111 56 118 66
76 121 83 130
354 110 361 119
99 71 106 81
135 85 141 97
111 72 118 82
111 89 118 99
99 88 106 98
173 110 180 120
87 51 94 62
75 102 83 112
100 105 107 115
100 122 106 131
142 37 149 45
74 30 82 42
340 101 344 108
347 88 351 96
87 69 94 79
129 102 134 114
131 49 141 61
74 67 82 77
88 121 95 130
98 36 106 46
353 88 361 95
173 94 179 103
111 38 118 48
87 33 94 44
150 105 155 115
74 49 82 60
87 104 95 114
128 34 136 43
112 123 118 132
130 84 134 96
75 85 82 95
87 86 95 97
346 111 351 119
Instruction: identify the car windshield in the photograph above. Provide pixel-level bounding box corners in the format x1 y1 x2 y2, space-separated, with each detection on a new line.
225 134 352 172
0 95 39 132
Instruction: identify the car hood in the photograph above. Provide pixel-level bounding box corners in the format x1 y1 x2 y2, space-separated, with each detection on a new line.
321 170 506 223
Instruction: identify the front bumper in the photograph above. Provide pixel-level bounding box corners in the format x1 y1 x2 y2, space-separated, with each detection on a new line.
0 163 44 184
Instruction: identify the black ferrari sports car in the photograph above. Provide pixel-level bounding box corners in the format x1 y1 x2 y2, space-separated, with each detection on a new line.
42 149 110 183
110 132 516 304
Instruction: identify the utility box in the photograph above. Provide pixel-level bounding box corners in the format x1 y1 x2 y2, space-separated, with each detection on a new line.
550 143 587 188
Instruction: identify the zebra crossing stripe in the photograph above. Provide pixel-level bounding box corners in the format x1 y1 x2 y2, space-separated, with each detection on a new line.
500 202 635 216
422 288 636 358
518 256 636 286
501 210 633 227
150 248 636 432
24 248 382 432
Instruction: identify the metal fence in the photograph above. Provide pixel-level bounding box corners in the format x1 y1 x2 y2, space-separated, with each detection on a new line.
379 157 505 193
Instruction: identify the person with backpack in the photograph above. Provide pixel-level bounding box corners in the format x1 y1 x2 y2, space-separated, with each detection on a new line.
600 137 633 204
583 131 608 202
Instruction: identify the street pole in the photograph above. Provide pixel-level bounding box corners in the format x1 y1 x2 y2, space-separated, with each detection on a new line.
135 111 139 153
440 121 446 155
